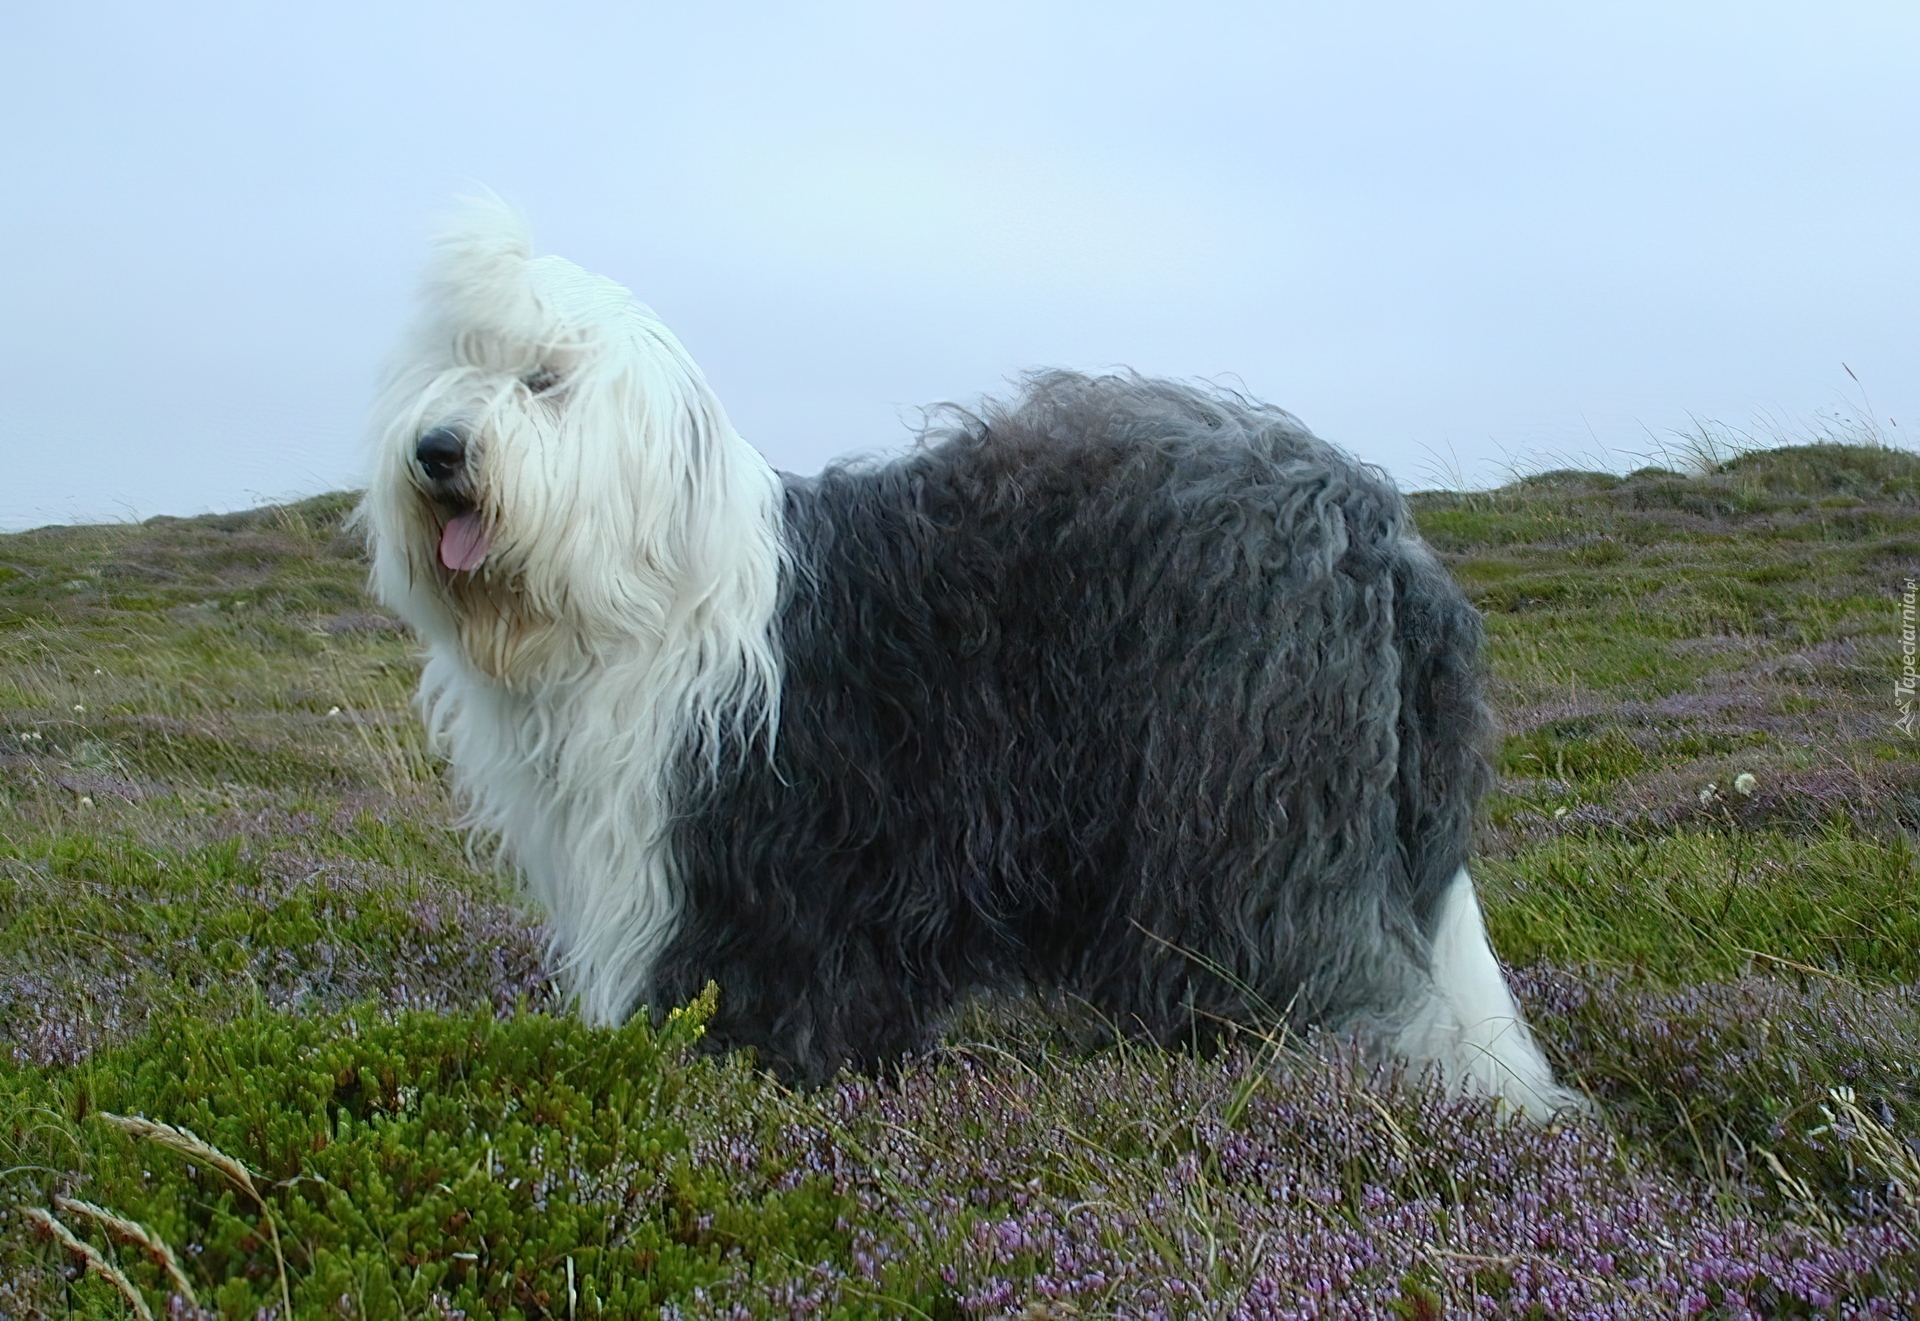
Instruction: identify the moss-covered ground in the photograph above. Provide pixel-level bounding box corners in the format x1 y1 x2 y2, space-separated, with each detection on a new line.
1 446 1916 1317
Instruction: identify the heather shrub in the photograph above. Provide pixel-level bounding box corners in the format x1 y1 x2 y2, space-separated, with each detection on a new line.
1514 965 1920 1208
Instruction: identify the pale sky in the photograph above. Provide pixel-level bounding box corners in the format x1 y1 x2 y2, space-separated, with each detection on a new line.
3 2 1915 529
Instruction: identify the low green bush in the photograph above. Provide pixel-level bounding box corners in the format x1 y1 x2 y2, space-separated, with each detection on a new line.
2 988 873 1318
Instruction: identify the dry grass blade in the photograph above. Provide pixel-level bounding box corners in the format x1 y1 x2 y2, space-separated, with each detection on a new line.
1822 1087 1920 1210
100 1112 288 1318
1758 1147 1846 1238
21 1205 155 1320
99 1112 259 1200
54 1195 197 1308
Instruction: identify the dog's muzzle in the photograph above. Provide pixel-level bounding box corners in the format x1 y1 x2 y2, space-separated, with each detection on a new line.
415 425 490 572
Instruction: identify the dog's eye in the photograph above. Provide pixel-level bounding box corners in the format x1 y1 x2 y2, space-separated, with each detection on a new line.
522 367 561 394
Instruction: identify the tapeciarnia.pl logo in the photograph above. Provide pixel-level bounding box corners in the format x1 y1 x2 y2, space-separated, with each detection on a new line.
1898 577 1918 735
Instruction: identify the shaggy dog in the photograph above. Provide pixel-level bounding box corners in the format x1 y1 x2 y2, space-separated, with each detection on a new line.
361 201 1577 1117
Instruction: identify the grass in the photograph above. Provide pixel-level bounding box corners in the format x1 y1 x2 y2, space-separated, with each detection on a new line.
0 445 1917 1316
1480 826 1920 983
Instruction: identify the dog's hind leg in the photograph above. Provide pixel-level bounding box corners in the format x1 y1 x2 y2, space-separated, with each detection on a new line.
1392 868 1583 1118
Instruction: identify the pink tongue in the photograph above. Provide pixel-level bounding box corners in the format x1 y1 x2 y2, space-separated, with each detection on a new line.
439 511 491 571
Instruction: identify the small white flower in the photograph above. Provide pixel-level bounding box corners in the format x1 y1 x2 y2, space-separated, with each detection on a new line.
1553 806 1569 819
1733 772 1757 796
72 704 84 713
1699 782 1719 805
78 796 93 808
92 668 102 675
327 706 342 717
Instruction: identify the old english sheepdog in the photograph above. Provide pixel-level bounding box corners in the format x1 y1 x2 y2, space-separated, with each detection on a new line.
361 201 1578 1117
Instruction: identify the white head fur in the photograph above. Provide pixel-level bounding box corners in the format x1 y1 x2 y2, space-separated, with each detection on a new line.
359 199 786 1023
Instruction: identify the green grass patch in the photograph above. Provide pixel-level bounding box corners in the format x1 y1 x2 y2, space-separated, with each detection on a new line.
1498 726 1648 784
1480 826 1920 984
0 824 540 1057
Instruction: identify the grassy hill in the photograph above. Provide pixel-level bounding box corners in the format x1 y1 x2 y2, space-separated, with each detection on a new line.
0 445 1916 1317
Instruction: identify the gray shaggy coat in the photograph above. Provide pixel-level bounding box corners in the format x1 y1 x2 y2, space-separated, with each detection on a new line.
651 372 1492 1081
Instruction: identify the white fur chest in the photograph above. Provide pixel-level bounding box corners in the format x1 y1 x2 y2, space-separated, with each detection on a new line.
422 648 690 1025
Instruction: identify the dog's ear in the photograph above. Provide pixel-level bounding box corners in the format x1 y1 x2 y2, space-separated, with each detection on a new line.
424 192 540 336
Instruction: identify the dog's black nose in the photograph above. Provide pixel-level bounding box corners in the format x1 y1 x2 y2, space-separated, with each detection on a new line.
416 427 466 481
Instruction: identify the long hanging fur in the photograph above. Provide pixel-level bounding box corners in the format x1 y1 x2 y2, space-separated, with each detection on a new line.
361 202 1580 1118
